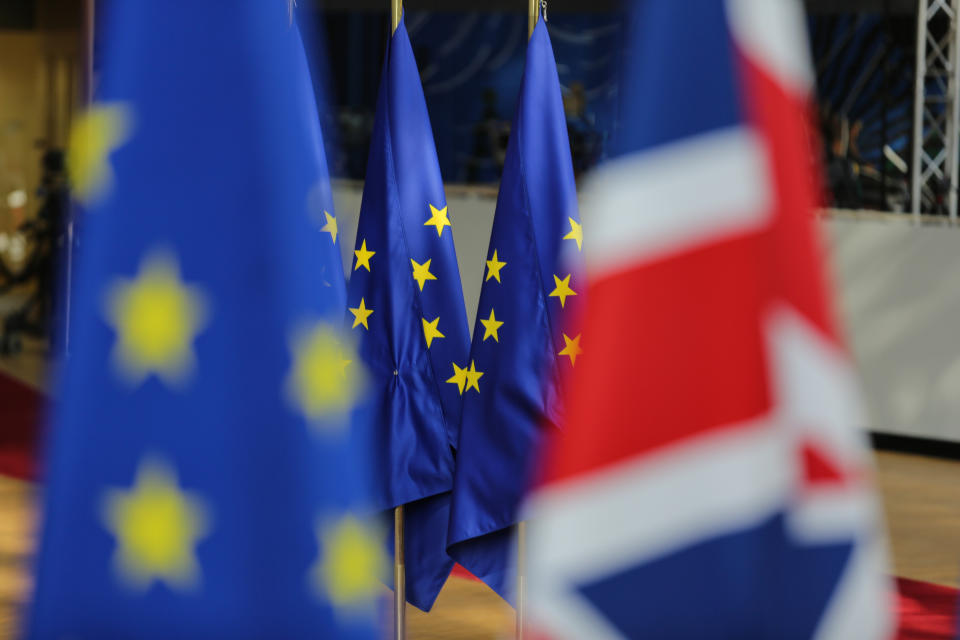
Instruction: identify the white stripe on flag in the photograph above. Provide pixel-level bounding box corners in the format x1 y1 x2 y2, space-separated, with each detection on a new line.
582 126 772 278
523 417 793 639
725 0 814 96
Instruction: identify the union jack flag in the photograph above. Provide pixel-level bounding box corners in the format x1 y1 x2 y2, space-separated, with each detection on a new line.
521 1 894 638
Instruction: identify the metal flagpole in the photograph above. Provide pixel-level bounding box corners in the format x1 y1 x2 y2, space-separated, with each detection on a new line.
390 2 405 637
392 0 402 33
394 503 406 640
516 0 539 626
528 0 539 39
516 520 527 639
83 0 95 104
65 0 97 356
911 0 927 222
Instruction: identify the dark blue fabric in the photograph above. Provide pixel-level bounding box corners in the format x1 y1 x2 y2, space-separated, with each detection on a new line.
346 16 470 612
29 2 375 639
447 18 583 605
613 0 744 157
579 513 853 639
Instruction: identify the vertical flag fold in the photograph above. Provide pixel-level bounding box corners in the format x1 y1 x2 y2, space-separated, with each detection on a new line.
447 16 583 604
29 3 381 638
347 14 471 612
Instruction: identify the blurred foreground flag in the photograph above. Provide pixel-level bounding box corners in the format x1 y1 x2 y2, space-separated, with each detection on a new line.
29 3 381 639
346 15 470 611
447 14 583 604
522 1 894 638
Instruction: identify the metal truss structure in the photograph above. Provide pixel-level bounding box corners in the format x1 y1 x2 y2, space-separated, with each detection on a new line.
912 0 960 221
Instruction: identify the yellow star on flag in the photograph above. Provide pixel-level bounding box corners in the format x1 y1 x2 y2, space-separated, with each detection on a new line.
68 102 133 205
485 250 507 283
410 258 437 291
479 308 503 342
465 360 484 393
101 456 210 591
563 217 583 251
424 203 452 237
548 273 578 309
313 515 386 609
288 323 361 422
349 298 374 330
354 239 375 272
320 211 338 243
446 362 468 394
558 333 583 366
105 249 208 388
421 316 445 348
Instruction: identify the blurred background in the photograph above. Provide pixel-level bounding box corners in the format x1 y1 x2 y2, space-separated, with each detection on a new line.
0 0 944 350
0 0 934 212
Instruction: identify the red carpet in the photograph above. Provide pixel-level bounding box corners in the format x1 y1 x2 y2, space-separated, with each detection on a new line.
451 564 478 581
0 371 43 480
896 577 957 639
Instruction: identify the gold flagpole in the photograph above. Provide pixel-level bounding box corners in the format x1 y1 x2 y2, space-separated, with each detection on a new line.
528 0 539 39
518 5 538 634
392 0 402 33
394 504 406 640
83 0 95 104
65 0 97 355
390 2 404 639
516 520 527 639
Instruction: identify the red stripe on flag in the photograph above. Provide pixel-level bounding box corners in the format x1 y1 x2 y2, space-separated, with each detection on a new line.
538 230 776 486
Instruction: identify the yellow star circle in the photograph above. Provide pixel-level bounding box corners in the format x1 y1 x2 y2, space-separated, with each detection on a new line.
563 217 583 251
464 360 484 393
485 250 507 283
313 515 386 609
104 249 208 388
349 298 374 330
101 456 210 591
548 273 578 309
558 333 583 366
421 316 445 348
423 203 452 238
68 102 133 205
354 239 375 272
288 323 360 423
446 362 468 394
320 211 338 243
410 258 437 291
480 308 503 342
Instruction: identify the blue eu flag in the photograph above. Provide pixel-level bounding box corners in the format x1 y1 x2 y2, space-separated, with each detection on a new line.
28 3 383 638
447 16 584 604
346 15 471 611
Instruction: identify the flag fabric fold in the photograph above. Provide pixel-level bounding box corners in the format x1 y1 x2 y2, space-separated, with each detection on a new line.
447 16 583 605
522 1 894 638
28 3 380 638
346 15 471 612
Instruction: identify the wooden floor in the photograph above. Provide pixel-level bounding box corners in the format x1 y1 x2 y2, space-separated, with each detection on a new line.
876 450 960 587
1 451 958 638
